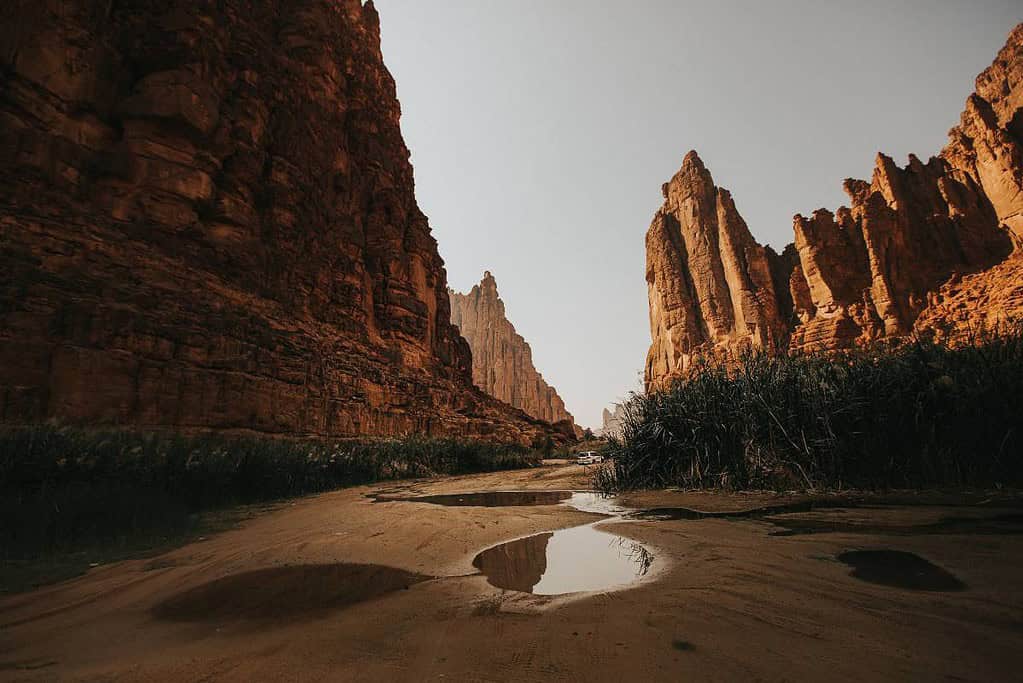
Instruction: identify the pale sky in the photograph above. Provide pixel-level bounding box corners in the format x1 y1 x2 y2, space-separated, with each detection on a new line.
374 0 1021 430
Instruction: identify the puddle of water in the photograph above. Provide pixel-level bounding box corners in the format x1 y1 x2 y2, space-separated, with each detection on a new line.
563 492 634 516
629 500 844 521
152 563 431 622
769 512 1023 537
472 525 654 595
837 550 966 591
374 490 574 507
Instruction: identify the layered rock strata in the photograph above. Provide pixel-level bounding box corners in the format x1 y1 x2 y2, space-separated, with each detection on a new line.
449 273 579 434
0 0 561 444
645 23 1023 391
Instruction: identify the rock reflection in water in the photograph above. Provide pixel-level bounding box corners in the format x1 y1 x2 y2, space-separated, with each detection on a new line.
473 532 553 593
473 525 654 595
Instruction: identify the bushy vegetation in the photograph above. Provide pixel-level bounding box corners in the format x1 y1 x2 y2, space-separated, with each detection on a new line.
1 427 538 568
597 333 1023 492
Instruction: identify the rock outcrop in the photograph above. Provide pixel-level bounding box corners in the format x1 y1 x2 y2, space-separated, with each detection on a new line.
600 404 626 439
787 150 1013 352
645 152 791 385
0 0 561 444
450 273 579 434
645 23 1023 391
914 252 1023 342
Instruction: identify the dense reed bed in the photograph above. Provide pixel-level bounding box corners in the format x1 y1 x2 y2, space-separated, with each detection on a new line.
597 332 1023 492
1 427 538 579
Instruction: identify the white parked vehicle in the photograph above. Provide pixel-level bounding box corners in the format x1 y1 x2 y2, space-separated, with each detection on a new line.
576 451 603 465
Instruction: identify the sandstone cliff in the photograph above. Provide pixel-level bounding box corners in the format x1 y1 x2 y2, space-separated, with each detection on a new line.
645 152 791 384
450 272 579 434
0 0 560 444
645 23 1023 391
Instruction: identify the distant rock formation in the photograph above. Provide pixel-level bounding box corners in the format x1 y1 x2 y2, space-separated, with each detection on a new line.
645 23 1023 391
0 0 563 445
450 272 580 433
600 404 627 439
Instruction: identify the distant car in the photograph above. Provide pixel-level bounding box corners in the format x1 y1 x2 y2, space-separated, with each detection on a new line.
576 451 603 465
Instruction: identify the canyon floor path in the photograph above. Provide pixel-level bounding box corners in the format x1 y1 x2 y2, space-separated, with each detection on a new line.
2 465 1022 682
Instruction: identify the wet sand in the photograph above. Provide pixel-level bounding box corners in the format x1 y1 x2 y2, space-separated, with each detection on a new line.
2 464 1022 681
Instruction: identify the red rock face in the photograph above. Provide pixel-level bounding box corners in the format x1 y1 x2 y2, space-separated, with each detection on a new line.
0 0 559 444
645 152 791 389
450 272 580 434
788 151 1012 352
645 23 1023 391
914 252 1023 342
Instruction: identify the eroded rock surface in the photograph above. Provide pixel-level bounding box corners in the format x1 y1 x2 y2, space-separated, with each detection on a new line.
914 252 1023 343
450 272 579 434
645 152 791 386
0 0 559 444
645 23 1023 391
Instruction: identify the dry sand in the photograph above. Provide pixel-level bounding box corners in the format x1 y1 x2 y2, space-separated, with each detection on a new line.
2 464 1021 681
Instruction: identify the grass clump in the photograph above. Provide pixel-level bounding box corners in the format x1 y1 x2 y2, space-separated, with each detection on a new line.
597 333 1023 492
1 428 538 590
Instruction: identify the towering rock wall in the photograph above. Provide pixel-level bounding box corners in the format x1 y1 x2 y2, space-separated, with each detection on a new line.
0 0 559 444
788 150 1013 351
645 152 791 385
646 23 1023 391
449 272 579 431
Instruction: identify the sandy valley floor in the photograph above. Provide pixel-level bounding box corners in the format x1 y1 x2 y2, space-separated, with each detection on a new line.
2 463 1022 682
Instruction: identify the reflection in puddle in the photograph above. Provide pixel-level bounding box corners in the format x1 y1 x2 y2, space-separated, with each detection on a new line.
564 492 634 516
153 563 431 622
837 550 966 591
369 488 1006 598
374 490 574 507
472 525 654 595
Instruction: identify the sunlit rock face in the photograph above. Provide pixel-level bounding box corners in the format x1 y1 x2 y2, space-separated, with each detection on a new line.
788 150 1012 352
645 23 1023 391
0 0 560 444
450 272 580 435
644 152 791 390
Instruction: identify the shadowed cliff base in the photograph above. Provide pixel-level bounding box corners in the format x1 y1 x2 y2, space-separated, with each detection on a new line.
598 330 1023 492
0 426 543 594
